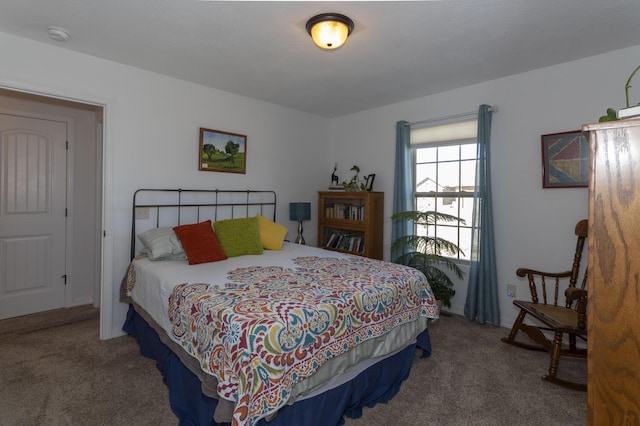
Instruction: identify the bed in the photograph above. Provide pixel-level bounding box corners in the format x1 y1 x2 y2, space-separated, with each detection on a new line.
121 189 437 426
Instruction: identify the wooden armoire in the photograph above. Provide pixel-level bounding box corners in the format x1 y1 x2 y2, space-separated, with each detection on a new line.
583 118 640 424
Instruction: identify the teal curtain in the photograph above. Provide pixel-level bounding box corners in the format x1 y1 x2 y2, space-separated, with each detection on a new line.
464 105 500 325
391 121 413 260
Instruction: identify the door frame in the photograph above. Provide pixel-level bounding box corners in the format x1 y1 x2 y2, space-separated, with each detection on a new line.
0 80 113 339
0 108 75 311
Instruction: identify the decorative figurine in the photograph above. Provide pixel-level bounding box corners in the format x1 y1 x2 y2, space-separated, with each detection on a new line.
331 163 339 185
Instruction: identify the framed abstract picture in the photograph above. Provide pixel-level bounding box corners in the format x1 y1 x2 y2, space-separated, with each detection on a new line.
541 130 589 188
199 127 247 174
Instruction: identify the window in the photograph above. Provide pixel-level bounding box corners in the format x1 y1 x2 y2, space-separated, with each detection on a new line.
411 120 477 261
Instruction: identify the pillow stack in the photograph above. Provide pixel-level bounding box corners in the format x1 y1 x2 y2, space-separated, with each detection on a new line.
137 215 289 265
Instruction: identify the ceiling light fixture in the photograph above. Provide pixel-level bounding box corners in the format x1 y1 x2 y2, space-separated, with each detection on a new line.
47 26 71 42
305 13 354 50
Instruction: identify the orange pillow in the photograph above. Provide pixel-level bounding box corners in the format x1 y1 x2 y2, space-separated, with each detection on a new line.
173 220 227 265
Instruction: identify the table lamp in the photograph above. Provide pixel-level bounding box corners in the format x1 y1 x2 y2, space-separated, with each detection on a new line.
289 202 311 244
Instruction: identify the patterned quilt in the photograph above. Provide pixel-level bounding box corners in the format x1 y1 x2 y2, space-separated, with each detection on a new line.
168 255 437 426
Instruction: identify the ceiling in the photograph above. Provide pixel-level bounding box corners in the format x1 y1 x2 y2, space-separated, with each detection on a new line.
1 0 640 117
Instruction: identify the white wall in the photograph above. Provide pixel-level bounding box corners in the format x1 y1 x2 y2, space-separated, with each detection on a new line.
328 44 640 328
0 31 330 338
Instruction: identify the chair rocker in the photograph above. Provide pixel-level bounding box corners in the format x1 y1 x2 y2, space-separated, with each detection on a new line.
501 219 588 391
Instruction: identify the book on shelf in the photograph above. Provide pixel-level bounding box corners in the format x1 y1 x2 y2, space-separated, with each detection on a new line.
339 234 355 251
352 237 362 253
325 232 365 252
330 204 365 221
328 185 345 191
325 233 338 248
348 237 359 252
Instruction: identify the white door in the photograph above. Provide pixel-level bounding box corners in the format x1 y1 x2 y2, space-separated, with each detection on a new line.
0 113 67 319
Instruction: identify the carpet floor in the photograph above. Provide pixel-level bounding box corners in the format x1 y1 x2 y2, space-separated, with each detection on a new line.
0 306 587 425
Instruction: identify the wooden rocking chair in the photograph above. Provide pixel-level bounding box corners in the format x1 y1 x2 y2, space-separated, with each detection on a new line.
501 219 588 391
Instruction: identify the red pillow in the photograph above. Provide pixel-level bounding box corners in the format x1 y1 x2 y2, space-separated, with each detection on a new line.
173 220 227 265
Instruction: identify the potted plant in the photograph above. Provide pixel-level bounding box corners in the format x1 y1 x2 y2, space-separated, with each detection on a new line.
599 64 640 122
341 165 368 191
390 210 465 311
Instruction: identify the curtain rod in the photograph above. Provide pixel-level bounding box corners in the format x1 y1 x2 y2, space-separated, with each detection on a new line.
406 105 497 127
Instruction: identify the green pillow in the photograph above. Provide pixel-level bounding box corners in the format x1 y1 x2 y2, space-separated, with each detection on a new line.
214 217 264 257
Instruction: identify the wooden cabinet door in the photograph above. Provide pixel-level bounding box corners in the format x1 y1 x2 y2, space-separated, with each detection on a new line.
585 120 640 424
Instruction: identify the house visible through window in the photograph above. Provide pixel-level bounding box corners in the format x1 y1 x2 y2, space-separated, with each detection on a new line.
411 119 477 261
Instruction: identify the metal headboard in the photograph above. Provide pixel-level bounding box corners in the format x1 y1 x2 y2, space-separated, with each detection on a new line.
131 188 277 259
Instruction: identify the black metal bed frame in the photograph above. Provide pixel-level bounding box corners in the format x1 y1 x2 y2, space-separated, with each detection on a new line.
130 188 277 259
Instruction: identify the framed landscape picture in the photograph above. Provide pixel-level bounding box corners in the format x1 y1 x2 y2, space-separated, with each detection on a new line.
541 130 589 188
199 127 247 174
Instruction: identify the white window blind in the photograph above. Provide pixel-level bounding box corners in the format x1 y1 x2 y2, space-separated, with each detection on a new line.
410 120 477 145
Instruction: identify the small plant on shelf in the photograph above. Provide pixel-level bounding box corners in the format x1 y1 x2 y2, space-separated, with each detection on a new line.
341 165 367 191
390 210 465 309
599 64 640 122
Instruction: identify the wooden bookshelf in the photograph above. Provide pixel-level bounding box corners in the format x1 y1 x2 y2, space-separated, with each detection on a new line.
317 191 383 259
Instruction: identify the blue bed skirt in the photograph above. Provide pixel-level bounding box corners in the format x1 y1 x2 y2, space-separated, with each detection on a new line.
123 305 431 426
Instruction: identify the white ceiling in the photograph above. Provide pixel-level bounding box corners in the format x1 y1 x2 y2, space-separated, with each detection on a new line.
1 0 640 117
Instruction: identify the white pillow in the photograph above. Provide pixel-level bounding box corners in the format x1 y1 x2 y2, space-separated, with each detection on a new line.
138 227 186 260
